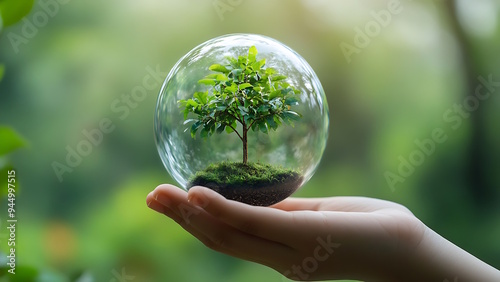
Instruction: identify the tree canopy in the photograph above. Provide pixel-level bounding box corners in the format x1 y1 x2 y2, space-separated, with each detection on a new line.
179 45 301 163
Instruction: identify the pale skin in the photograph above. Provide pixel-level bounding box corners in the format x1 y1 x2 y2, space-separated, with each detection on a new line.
146 184 500 282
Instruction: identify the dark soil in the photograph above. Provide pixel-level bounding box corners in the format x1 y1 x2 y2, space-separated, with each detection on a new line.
187 162 303 206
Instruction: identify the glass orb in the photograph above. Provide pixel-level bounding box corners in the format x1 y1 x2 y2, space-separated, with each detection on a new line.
155 34 329 206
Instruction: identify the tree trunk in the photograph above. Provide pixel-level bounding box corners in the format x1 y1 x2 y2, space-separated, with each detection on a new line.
242 127 248 164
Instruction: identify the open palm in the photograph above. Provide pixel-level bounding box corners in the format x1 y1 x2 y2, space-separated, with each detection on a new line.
146 184 426 281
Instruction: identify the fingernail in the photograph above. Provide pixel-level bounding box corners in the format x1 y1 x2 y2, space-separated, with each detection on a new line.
147 200 164 213
155 193 171 207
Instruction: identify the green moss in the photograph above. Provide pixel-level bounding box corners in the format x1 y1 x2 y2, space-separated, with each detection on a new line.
188 161 301 190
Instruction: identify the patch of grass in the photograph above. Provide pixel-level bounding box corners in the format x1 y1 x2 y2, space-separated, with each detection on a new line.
188 161 301 190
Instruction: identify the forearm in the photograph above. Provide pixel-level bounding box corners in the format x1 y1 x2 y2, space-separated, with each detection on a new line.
400 226 500 282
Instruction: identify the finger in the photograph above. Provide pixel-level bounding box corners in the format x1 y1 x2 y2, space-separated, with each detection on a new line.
148 190 215 246
147 192 166 213
147 196 218 246
270 197 326 211
186 187 401 247
187 186 309 245
151 185 296 269
273 196 406 213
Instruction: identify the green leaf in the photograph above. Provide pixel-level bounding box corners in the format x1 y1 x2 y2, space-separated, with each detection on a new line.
267 116 277 130
208 123 216 136
190 121 202 138
248 46 258 63
272 75 287 82
253 86 262 92
205 74 219 79
225 125 234 133
238 106 248 115
186 99 198 108
239 83 252 90
209 64 229 73
243 114 252 124
243 99 251 108
238 55 246 66
198 79 216 86
0 126 27 156
250 123 256 132
226 83 237 93
215 74 228 81
285 97 299 106
234 97 242 107
0 0 34 27
244 67 253 75
216 124 225 134
281 88 293 95
231 69 242 79
250 74 262 84
198 78 215 85
283 110 301 121
265 68 276 75
252 59 266 71
258 120 268 133
280 115 292 126
270 116 280 128
200 127 209 138
269 90 282 100
193 91 208 104
257 105 269 113
0 162 14 198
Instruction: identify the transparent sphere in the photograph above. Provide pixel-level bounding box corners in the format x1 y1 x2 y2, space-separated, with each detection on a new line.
155 34 329 206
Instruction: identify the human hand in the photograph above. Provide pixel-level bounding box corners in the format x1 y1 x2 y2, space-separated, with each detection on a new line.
146 184 429 281
147 185 500 281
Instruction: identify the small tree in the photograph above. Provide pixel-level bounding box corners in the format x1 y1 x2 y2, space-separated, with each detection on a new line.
179 46 301 164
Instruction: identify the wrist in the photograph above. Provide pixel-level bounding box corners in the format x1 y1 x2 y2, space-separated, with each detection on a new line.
401 225 500 282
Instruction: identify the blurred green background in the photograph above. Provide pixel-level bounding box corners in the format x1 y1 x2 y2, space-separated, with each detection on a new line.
1 0 499 281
